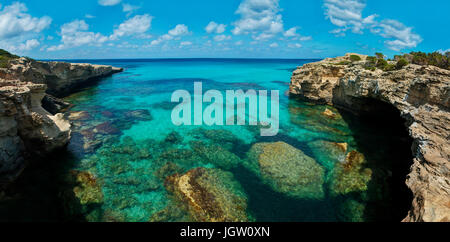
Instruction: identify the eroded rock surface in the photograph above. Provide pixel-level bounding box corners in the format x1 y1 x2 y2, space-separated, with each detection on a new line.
290 53 450 222
0 80 70 182
0 57 123 97
246 141 325 199
165 167 249 222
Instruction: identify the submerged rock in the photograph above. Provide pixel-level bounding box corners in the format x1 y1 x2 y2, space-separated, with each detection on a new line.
124 109 153 121
190 141 241 170
308 140 348 169
165 167 249 222
330 151 373 196
68 111 92 121
247 142 325 199
94 122 120 135
164 131 183 144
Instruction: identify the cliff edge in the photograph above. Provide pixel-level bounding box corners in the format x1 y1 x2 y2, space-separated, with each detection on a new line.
290 53 450 222
0 55 123 184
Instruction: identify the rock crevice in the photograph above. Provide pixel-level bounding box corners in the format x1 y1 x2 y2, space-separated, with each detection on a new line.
290 53 450 222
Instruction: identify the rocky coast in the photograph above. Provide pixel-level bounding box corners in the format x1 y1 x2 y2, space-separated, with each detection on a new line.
290 53 450 222
0 56 123 184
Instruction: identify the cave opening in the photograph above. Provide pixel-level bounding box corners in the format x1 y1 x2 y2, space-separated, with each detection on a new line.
337 97 414 221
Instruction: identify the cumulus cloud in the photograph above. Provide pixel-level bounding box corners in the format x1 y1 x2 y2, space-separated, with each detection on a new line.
323 0 422 51
150 24 190 46
232 0 284 40
371 19 422 51
283 27 312 41
110 14 152 40
2 39 40 52
269 42 278 48
48 20 108 51
205 21 227 34
0 2 51 40
98 0 121 6
323 0 377 35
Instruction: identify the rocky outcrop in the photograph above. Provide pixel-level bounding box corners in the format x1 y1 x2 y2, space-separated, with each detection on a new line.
0 80 70 183
0 57 123 97
0 56 122 184
290 53 450 222
165 167 249 222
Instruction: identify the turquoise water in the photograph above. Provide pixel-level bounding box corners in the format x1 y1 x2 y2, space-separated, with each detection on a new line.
56 59 400 222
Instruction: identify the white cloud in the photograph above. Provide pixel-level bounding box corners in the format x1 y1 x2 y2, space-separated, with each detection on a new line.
213 34 231 42
0 2 52 40
437 49 450 54
323 0 422 51
2 39 40 52
85 14 95 19
205 21 227 34
48 20 108 51
168 24 189 36
372 19 422 51
151 24 190 46
98 0 121 6
323 0 377 35
288 43 302 48
180 41 192 47
284 27 298 37
269 42 278 48
235 40 243 46
110 14 152 40
232 0 284 40
122 3 140 17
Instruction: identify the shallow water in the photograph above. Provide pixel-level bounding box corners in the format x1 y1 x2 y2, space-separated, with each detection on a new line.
1 59 410 222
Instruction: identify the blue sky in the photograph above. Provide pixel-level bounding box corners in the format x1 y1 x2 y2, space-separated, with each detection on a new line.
0 0 448 59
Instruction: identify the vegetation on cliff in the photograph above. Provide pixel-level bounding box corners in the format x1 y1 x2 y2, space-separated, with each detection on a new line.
0 49 19 68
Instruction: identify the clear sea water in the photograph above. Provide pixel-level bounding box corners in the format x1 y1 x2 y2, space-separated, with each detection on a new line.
1 59 408 222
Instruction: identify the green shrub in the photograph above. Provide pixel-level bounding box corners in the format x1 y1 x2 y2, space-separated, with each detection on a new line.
396 58 409 70
375 52 385 59
383 64 396 71
376 59 388 69
336 61 351 65
366 56 377 64
349 55 362 62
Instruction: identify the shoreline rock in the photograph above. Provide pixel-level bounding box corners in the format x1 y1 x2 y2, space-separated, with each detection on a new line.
0 56 123 184
290 53 450 222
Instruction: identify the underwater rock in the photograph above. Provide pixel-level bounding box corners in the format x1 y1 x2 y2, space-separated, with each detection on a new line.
155 162 185 180
330 151 373 196
337 198 366 222
190 141 241 170
124 109 153 121
60 170 104 220
101 110 115 118
94 122 120 135
247 142 325 199
151 101 179 110
69 170 104 205
68 111 92 121
164 131 183 144
308 140 348 169
149 202 190 222
165 167 249 222
322 108 337 119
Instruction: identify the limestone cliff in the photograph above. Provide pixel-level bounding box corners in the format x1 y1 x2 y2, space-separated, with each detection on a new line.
290 53 450 222
0 56 123 184
0 57 123 97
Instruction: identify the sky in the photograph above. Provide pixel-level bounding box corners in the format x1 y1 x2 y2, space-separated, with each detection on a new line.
0 0 448 59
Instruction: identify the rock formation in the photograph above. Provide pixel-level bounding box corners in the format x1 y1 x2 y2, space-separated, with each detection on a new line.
0 57 123 97
246 141 325 199
290 53 450 222
0 55 123 184
165 167 250 222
